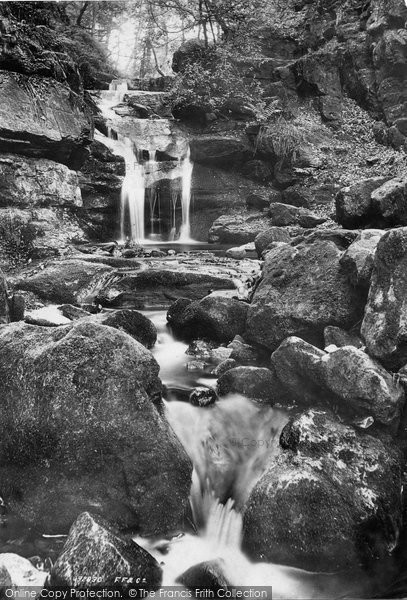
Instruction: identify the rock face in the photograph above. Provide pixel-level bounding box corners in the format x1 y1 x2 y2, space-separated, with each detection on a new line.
14 259 114 304
190 135 251 168
243 410 403 571
0 154 88 263
245 240 364 350
340 229 385 289
362 228 407 368
271 336 404 427
0 207 88 264
50 512 162 590
79 138 125 238
0 320 191 534
168 296 249 343
0 71 92 169
217 366 275 402
0 154 82 208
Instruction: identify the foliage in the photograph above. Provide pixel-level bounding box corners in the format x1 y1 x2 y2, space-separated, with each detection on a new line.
169 45 266 118
57 26 117 88
256 107 331 163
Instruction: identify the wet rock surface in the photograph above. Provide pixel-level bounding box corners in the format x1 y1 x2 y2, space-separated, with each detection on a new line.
50 512 162 590
243 409 403 571
168 295 249 343
217 366 275 402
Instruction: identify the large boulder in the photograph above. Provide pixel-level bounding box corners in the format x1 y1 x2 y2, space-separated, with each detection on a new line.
0 154 82 208
208 214 270 245
168 296 249 343
243 410 403 571
370 176 407 226
0 320 191 534
50 512 162 590
245 240 364 350
14 259 114 304
217 366 275 402
362 228 407 368
271 336 404 427
90 310 157 349
335 178 387 228
254 227 290 257
340 229 385 289
0 71 92 169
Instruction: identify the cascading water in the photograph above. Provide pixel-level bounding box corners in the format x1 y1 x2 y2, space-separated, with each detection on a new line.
134 310 373 600
102 130 146 243
179 147 193 242
96 87 196 244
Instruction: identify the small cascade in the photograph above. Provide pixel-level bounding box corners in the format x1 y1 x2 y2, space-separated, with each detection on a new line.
96 88 196 244
105 131 146 243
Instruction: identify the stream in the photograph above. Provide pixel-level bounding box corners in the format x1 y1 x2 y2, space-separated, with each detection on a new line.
135 310 377 599
0 304 396 597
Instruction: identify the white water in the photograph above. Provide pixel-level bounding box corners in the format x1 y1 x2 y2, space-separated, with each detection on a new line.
97 87 195 244
135 310 370 599
118 137 145 243
179 147 193 242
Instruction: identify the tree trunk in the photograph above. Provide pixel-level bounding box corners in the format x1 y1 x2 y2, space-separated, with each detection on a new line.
76 1 89 26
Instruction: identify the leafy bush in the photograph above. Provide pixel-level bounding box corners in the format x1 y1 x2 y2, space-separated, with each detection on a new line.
169 45 266 120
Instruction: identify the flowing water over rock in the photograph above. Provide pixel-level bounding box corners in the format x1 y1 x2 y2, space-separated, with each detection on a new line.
137 310 375 599
96 88 194 244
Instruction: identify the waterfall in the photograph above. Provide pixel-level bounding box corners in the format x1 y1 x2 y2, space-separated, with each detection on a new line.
108 133 146 244
108 80 128 104
179 147 193 242
97 89 196 243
